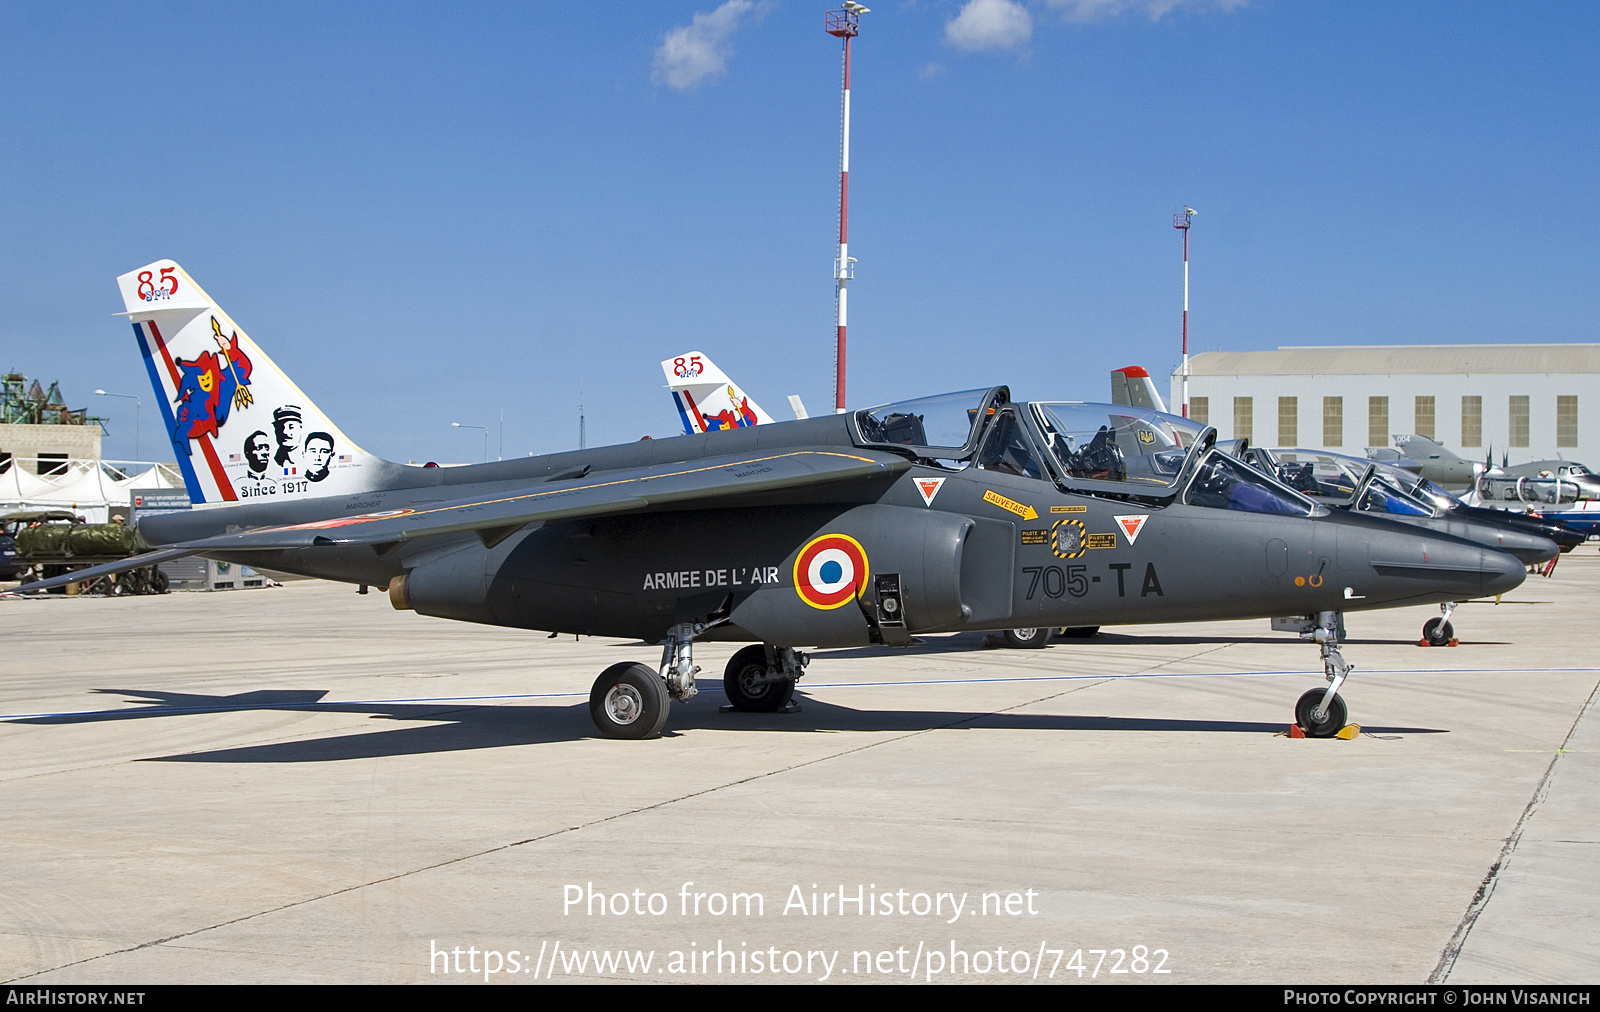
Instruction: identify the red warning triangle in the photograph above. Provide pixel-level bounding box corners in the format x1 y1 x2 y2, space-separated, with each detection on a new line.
1114 514 1148 545
915 477 946 506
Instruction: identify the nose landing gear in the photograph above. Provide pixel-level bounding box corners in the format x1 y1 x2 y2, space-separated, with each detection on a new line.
1422 602 1457 646
1274 610 1355 738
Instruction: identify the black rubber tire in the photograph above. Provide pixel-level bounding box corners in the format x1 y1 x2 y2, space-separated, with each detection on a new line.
1422 617 1455 646
1295 687 1348 738
723 645 795 712
150 568 170 594
1003 628 1051 649
1057 626 1100 639
589 662 669 739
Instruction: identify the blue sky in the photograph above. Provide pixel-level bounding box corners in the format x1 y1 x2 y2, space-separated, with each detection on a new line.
2 1 1595 463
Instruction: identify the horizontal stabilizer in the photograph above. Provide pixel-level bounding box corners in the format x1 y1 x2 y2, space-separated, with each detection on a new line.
0 548 200 597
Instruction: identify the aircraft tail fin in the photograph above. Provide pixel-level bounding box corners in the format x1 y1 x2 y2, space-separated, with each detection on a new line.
661 352 775 435
118 260 389 506
1109 366 1169 414
1392 433 1463 461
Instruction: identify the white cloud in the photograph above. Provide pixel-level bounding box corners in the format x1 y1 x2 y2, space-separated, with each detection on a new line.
1045 0 1248 22
653 0 757 92
945 0 1033 52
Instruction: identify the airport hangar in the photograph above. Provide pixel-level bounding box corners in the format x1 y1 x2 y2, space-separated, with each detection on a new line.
1171 344 1600 464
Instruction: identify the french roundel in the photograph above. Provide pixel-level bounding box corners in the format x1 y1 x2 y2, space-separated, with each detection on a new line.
793 533 870 610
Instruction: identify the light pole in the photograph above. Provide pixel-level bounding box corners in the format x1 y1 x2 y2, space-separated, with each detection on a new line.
451 422 488 463
1172 207 1196 418
826 2 868 413
95 389 141 464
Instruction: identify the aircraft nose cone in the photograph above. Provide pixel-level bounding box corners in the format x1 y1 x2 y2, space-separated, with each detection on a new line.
1493 530 1560 566
1479 546 1527 597
1368 533 1526 600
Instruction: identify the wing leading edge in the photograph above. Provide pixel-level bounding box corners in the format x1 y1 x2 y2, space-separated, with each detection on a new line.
3 449 908 595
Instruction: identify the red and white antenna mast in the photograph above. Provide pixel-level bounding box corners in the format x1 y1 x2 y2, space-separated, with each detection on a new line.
1173 206 1196 418
826 3 867 413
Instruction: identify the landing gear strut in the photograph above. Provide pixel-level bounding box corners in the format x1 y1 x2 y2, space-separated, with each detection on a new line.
723 644 807 713
1297 610 1352 738
588 619 723 739
1422 602 1456 646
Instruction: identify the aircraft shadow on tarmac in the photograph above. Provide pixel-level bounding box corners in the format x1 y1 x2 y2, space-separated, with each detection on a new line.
816 631 1461 658
3 684 1444 763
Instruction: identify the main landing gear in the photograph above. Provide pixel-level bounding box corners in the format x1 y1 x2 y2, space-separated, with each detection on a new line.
722 644 808 713
1285 610 1354 738
1001 626 1099 648
586 622 808 739
589 662 669 740
1003 628 1051 649
588 620 703 740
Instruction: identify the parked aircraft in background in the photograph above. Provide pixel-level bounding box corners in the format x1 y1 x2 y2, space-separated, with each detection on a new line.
1502 459 1600 494
662 352 777 435
1367 435 1482 492
1535 499 1600 538
1476 453 1600 505
1239 445 1564 644
1108 366 1168 414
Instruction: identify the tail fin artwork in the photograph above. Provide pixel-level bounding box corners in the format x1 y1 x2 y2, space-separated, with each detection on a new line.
118 260 389 506
661 352 776 435
1109 366 1169 414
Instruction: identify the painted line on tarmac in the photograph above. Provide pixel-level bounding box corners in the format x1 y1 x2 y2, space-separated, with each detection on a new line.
1430 675 1600 982
4 667 1599 723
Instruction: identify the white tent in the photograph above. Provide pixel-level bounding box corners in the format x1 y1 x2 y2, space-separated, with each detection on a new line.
0 464 59 511
1 460 185 522
113 463 183 493
27 463 129 523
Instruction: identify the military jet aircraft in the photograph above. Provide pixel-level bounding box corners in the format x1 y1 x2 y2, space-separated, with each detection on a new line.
1368 435 1483 492
10 261 1530 740
1242 446 1562 644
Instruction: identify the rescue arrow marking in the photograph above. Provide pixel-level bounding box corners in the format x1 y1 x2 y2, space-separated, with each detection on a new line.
983 489 1038 521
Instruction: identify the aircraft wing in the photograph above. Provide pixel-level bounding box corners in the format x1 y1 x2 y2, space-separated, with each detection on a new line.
3 449 908 595
214 448 915 544
194 449 906 551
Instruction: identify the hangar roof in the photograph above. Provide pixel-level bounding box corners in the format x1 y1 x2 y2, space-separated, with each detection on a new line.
1182 345 1600 377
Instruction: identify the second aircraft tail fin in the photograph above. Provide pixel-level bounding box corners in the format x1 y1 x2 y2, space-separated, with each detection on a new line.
662 352 775 435
1110 366 1169 414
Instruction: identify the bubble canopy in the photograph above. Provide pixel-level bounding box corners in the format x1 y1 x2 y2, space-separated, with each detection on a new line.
1031 402 1208 489
853 388 1003 455
853 391 1316 514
